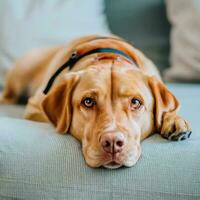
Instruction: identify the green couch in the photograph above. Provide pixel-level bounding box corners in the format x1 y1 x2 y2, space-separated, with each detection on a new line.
1 84 200 199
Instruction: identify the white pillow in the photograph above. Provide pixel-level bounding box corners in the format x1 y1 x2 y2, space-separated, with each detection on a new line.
164 0 200 82
0 0 110 86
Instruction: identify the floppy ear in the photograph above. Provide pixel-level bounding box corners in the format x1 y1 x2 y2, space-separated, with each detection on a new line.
148 76 180 131
41 73 80 134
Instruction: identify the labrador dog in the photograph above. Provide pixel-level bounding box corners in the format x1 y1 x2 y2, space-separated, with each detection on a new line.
0 35 192 169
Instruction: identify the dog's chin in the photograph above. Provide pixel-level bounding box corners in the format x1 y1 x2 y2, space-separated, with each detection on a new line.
103 154 141 169
85 157 138 169
103 159 138 169
103 161 123 169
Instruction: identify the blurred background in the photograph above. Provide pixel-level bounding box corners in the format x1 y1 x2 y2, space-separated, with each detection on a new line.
0 0 200 86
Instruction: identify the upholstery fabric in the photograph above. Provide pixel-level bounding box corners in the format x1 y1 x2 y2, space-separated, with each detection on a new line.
0 105 25 118
0 83 200 200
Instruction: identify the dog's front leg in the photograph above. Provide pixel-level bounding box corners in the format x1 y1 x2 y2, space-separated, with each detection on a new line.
148 76 192 141
160 112 192 141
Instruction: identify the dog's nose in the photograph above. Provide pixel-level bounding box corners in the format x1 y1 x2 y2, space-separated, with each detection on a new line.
100 133 125 154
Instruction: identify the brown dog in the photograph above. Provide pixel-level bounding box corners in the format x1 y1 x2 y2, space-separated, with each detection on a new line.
0 35 191 168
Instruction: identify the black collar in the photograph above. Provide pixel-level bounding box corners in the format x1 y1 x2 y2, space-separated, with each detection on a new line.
43 47 138 94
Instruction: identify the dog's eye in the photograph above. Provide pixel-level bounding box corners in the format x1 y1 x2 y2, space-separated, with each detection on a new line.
82 97 96 108
130 98 142 110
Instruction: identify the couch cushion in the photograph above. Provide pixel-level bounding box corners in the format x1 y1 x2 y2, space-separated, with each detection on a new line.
164 0 200 82
0 105 25 118
0 83 200 199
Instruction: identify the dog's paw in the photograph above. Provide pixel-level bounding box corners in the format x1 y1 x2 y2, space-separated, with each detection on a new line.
160 114 192 141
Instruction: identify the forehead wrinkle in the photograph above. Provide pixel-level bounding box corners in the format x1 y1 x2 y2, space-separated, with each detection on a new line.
110 59 115 110
111 60 122 108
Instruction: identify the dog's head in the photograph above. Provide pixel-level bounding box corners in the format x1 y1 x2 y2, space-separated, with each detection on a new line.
41 59 179 169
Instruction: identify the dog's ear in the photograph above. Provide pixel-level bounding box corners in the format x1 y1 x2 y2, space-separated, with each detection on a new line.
41 73 80 134
148 76 180 131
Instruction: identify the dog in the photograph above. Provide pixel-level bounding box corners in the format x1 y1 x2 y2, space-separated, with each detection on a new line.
0 35 192 169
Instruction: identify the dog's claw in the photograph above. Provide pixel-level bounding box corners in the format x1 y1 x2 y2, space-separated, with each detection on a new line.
165 131 192 141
